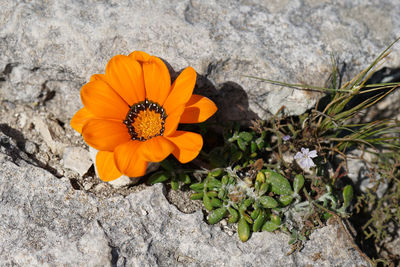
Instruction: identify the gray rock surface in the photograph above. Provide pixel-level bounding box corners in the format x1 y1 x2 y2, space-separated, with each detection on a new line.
1 0 400 120
63 146 92 176
1 0 398 265
0 149 370 266
346 150 388 198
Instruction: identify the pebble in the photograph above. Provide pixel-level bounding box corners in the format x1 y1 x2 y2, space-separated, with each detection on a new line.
63 146 92 176
24 140 38 154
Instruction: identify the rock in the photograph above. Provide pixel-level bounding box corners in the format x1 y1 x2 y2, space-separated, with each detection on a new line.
108 175 138 188
1 0 399 120
24 140 38 155
346 150 388 198
63 146 92 176
1 0 397 265
32 116 66 155
0 153 111 266
0 152 370 266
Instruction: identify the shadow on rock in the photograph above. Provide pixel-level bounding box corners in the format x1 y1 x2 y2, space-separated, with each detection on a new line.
161 58 259 129
196 78 259 127
344 67 400 121
0 123 61 177
318 66 400 122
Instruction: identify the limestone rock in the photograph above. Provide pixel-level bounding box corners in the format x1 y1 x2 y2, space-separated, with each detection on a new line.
1 0 398 265
32 116 66 155
63 146 92 176
1 0 399 120
346 150 388 198
0 152 370 266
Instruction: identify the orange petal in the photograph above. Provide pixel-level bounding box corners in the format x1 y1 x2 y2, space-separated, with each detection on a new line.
129 51 152 63
114 140 148 177
96 151 122 181
180 95 218 123
162 67 196 116
82 119 131 151
90 74 105 82
141 57 171 105
105 55 145 106
163 105 184 136
70 107 94 134
140 136 175 162
81 80 129 120
165 131 203 163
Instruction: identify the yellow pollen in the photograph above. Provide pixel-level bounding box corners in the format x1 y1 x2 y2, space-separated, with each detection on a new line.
132 109 163 140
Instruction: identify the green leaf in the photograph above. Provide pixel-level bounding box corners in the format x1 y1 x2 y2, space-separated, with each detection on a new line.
203 193 213 211
190 182 204 192
171 180 179 190
206 191 218 198
179 173 191 184
239 131 253 142
262 221 280 232
238 217 251 242
221 175 229 185
230 151 243 162
208 207 227 224
270 214 281 225
255 180 261 191
279 195 294 206
323 212 333 220
211 198 223 208
258 183 269 196
259 196 278 208
250 209 260 220
228 207 239 223
242 198 254 209
342 185 353 209
250 141 257 153
253 210 267 232
228 175 235 185
148 171 169 185
190 192 204 200
207 178 222 189
298 234 306 242
237 138 248 151
242 213 254 224
256 172 265 183
255 137 264 150
264 170 293 195
218 188 226 199
293 174 305 194
288 236 297 245
160 159 175 172
210 168 223 177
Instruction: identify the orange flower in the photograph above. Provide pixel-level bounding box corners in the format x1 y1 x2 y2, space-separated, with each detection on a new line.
71 51 217 181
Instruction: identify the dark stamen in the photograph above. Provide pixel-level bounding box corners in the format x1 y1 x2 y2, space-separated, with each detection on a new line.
124 98 166 141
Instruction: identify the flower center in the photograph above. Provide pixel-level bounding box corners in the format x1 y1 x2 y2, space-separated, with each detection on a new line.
124 99 166 141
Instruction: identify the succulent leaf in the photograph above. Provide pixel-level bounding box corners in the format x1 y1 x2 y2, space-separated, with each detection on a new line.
264 170 293 195
293 174 305 194
238 217 251 242
148 171 169 185
259 196 278 208
208 207 227 224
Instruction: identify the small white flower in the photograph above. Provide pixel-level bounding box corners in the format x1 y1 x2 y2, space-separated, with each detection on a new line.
282 135 291 141
294 147 318 170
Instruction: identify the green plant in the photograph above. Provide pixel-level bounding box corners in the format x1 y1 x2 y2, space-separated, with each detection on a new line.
245 38 400 263
190 126 353 244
